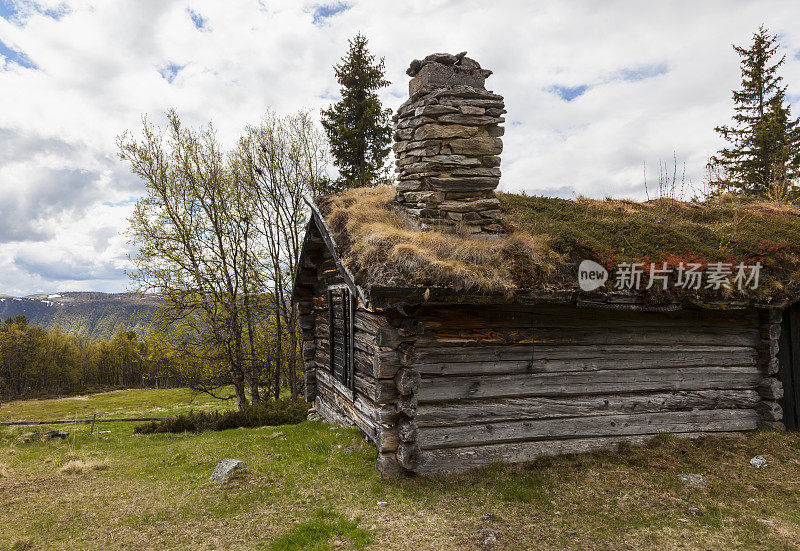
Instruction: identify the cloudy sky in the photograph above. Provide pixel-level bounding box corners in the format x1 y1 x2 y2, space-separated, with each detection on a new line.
1 0 799 295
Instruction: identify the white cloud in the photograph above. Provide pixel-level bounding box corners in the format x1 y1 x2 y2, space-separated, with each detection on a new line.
1 0 799 294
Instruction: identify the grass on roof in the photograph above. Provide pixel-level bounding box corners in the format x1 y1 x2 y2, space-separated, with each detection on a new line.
318 186 800 303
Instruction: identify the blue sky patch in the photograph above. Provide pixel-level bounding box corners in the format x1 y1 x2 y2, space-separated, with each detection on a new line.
312 2 350 25
0 39 37 69
158 63 185 83
0 0 69 24
187 8 207 30
0 0 19 20
548 84 588 101
618 62 668 82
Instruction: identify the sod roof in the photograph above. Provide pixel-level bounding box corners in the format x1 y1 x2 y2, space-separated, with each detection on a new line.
315 186 800 307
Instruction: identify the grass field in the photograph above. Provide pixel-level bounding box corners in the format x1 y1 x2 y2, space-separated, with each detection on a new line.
0 388 237 422
2 389 800 550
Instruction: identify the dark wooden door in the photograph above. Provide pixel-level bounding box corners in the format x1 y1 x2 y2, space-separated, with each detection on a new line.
778 303 800 430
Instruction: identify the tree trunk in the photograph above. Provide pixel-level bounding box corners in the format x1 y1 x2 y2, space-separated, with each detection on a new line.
230 363 248 411
274 298 282 399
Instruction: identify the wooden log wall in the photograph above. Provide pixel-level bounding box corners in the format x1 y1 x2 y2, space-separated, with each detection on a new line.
298 246 405 475
757 307 784 429
394 303 778 475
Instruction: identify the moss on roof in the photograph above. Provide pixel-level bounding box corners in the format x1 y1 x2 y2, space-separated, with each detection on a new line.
316 186 800 305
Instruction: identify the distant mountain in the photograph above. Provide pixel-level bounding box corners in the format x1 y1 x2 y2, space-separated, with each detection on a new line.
0 292 160 340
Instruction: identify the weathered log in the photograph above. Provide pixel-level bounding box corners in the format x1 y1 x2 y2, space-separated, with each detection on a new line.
398 317 423 337
399 419 418 442
757 377 784 400
415 432 741 474
354 372 398 405
314 334 401 379
394 368 420 396
415 344 755 361
416 346 758 376
398 343 416 366
302 342 316 360
417 303 756 331
755 400 783 421
397 442 421 470
372 349 402 379
417 366 763 403
758 353 780 374
397 395 418 418
376 453 402 478
759 339 780 359
760 323 781 340
314 395 349 426
415 408 759 450
414 327 760 348
414 390 762 427
376 427 400 453
759 308 783 324
354 312 403 348
314 375 399 451
304 383 317 402
315 368 397 425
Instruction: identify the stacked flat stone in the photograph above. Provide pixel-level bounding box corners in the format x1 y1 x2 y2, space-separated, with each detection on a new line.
392 52 506 235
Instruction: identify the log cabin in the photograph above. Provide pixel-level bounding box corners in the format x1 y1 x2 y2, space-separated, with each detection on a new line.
293 52 800 476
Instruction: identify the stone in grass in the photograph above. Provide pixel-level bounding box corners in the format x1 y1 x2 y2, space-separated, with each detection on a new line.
20 431 40 443
44 430 69 441
211 459 247 483
679 474 708 488
750 455 767 468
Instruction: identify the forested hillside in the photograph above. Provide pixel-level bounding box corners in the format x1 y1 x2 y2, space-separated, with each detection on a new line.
0 292 158 340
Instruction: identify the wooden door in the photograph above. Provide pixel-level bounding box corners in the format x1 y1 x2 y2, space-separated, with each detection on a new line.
778 303 800 430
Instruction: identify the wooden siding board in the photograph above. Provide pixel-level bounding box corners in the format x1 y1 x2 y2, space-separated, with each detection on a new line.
415 390 761 427
406 303 764 473
416 408 759 450
417 366 762 403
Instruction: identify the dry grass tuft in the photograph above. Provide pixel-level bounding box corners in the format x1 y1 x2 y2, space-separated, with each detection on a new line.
10 538 32 551
320 186 554 294
60 459 108 475
0 463 12 478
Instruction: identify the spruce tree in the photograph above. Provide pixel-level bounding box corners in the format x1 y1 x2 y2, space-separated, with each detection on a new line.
709 25 800 200
321 33 392 189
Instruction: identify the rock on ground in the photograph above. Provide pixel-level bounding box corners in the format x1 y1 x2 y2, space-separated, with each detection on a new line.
211 459 247 483
679 474 708 488
750 455 767 468
44 430 69 441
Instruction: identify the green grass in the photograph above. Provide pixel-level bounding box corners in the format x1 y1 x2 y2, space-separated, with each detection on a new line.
267 509 372 551
500 192 800 301
2 390 800 550
0 387 237 422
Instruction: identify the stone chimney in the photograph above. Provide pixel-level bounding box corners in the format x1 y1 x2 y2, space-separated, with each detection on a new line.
392 52 506 235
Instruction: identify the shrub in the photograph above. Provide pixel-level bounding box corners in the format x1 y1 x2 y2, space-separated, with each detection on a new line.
134 397 309 434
